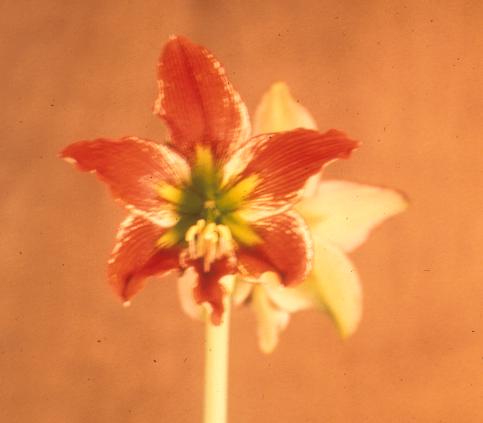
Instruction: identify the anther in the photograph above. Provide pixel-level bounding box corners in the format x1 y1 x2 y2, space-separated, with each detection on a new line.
184 220 235 271
216 224 233 258
204 231 219 272
198 222 215 258
185 224 199 257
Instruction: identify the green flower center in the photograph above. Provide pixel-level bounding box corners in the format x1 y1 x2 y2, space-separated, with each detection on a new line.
156 147 261 263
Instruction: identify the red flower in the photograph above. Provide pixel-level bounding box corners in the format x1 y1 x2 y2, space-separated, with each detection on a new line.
61 36 359 324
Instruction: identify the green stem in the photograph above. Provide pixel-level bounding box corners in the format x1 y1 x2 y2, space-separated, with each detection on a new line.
203 300 231 423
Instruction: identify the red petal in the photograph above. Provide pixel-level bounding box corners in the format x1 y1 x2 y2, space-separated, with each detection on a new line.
61 137 189 215
190 258 236 325
228 129 359 219
237 211 312 286
156 36 250 164
108 215 180 301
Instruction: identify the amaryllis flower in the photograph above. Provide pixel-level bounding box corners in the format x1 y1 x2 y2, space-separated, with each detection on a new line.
61 36 359 325
228 83 408 352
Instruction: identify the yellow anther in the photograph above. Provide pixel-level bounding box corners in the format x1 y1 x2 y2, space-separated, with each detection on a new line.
216 224 233 258
217 224 232 242
204 231 219 272
197 222 214 258
185 224 199 258
185 224 199 242
184 220 235 271
204 222 216 235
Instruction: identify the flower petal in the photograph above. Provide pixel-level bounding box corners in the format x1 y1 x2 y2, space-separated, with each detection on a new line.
253 82 322 196
251 285 290 353
237 211 312 287
61 137 189 220
253 82 317 135
307 235 362 338
226 129 359 219
234 273 316 313
297 180 408 252
232 278 254 306
156 35 251 164
108 215 180 302
261 272 317 313
190 258 237 325
177 267 204 321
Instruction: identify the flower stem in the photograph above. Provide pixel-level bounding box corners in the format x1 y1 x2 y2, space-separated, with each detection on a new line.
203 301 231 423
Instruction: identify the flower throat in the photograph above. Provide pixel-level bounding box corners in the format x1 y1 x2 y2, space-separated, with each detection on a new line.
156 146 261 270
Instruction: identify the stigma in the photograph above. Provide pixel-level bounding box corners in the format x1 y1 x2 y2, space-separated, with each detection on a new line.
185 219 234 271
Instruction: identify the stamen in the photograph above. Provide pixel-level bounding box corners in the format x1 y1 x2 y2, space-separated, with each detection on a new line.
216 224 233 258
184 220 235 271
185 224 199 258
204 230 219 272
198 222 215 258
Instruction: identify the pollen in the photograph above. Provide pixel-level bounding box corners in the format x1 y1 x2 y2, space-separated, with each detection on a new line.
185 219 234 271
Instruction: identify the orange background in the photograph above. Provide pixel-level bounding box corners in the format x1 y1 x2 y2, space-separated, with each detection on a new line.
1 1 482 422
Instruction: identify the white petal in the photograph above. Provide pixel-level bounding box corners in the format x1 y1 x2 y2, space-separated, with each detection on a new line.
177 268 204 321
297 180 408 252
252 285 290 354
253 82 317 135
261 272 317 313
309 235 362 338
232 279 254 306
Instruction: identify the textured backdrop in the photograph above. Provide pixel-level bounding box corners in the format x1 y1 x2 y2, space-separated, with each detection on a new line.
1 1 482 422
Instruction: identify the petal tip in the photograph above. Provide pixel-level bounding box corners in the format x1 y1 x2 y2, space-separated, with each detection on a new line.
59 144 75 160
58 141 89 168
335 135 361 159
395 188 410 208
164 34 192 50
336 311 362 339
61 155 77 165
210 310 223 326
269 81 290 94
254 83 318 134
260 342 277 354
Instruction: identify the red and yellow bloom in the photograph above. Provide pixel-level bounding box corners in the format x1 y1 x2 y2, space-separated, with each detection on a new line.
61 36 358 324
